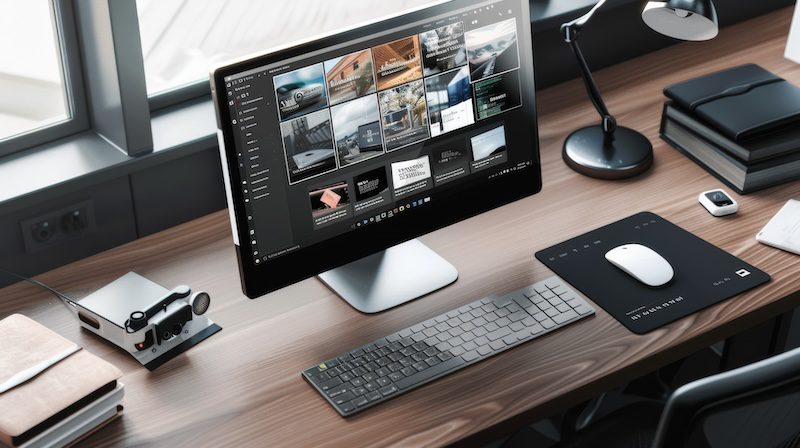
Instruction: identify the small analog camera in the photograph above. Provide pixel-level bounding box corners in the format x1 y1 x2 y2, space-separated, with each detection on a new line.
699 189 738 216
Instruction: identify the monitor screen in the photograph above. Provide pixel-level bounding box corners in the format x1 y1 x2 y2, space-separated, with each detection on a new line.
213 0 540 297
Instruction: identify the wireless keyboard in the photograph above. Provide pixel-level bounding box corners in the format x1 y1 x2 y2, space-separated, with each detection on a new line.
302 276 595 416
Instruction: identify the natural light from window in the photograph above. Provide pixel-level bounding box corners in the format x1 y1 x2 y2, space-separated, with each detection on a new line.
0 0 69 143
136 0 439 96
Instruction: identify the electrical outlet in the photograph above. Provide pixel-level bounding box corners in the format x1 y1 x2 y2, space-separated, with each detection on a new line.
21 200 96 253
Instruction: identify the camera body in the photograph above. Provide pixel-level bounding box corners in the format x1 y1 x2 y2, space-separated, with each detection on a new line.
699 189 738 217
72 272 221 370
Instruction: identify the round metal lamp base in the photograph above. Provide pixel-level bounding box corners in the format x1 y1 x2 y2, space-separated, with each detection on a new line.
563 125 653 180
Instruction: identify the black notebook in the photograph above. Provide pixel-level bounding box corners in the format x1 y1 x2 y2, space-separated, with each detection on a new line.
664 64 800 141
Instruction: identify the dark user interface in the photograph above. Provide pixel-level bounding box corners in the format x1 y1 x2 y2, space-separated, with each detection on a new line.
224 0 533 263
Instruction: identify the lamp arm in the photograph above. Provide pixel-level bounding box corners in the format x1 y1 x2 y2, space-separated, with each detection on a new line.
561 0 617 135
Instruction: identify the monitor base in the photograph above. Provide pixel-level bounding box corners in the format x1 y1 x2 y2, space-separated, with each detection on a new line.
318 239 458 314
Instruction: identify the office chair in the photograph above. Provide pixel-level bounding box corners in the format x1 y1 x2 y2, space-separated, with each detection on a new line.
550 345 800 448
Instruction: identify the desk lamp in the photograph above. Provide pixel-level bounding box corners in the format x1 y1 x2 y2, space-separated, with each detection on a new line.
561 0 718 179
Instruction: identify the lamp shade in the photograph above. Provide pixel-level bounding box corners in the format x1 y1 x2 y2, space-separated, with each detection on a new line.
641 0 718 41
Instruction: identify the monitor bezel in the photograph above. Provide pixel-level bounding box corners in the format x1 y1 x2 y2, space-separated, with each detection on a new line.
212 0 541 299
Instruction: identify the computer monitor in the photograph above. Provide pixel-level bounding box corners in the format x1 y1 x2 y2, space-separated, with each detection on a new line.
211 0 540 312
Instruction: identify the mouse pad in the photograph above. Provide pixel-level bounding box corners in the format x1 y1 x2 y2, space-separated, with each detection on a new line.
535 212 770 334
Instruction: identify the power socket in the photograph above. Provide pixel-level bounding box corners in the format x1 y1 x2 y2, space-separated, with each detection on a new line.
21 200 96 253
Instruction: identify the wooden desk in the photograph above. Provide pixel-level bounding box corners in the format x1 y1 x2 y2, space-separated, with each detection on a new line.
3 8 800 447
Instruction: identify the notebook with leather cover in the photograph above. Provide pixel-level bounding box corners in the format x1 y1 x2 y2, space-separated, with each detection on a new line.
664 64 800 141
0 314 122 447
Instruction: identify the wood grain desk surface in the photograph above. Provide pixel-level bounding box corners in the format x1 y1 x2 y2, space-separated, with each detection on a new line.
3 8 800 447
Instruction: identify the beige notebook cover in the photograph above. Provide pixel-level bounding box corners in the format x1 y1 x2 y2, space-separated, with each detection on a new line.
0 314 122 446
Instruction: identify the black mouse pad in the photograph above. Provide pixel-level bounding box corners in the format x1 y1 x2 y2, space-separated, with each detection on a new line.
535 212 770 334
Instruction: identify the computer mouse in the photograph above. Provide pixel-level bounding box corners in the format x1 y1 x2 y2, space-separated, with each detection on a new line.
605 243 674 287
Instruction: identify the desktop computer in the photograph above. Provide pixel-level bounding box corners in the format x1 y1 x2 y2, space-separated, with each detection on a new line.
212 0 594 416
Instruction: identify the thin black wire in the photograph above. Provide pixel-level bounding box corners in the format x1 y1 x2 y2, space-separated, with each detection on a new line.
0 268 78 308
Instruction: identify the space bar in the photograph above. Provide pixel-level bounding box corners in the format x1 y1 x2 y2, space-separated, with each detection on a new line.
395 357 466 390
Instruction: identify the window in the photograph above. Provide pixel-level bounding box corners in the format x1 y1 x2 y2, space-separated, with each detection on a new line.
136 0 438 98
0 0 69 143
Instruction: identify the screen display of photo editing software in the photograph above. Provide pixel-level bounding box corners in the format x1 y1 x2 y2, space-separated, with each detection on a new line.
224 0 533 263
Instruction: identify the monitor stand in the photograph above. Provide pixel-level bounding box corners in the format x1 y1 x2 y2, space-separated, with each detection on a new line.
317 239 458 313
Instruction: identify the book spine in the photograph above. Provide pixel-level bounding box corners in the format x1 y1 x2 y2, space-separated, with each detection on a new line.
660 114 748 194
664 104 752 162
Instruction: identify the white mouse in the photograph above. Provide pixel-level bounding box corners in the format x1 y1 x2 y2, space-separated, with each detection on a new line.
605 243 674 287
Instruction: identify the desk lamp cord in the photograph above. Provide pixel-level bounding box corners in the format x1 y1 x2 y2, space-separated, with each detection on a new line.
0 268 78 310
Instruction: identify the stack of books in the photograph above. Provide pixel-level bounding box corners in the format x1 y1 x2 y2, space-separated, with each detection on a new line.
0 314 124 448
660 64 800 194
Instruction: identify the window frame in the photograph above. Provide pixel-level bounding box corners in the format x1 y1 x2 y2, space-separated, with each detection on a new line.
0 0 89 158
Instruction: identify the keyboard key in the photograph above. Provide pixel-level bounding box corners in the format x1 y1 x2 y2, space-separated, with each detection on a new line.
380 385 397 397
545 308 559 317
395 357 466 390
423 318 437 328
353 386 367 396
320 378 342 391
435 315 448 323
376 377 390 387
503 335 517 345
334 392 355 405
575 304 593 315
533 312 547 322
541 319 556 329
389 372 404 382
529 323 544 335
473 317 488 327
437 351 453 361
514 330 530 341
496 307 510 317
509 311 528 322
423 327 439 337
423 347 439 357
447 336 464 346
449 327 464 337
485 322 499 332
327 385 348 397
412 362 427 372
353 396 369 407
556 303 571 313
553 310 578 324
473 327 488 337
509 321 524 332
340 402 356 413
410 324 425 333
435 322 450 332
366 391 381 402
477 345 492 356
496 317 511 327
541 290 555 299
514 296 533 308
462 350 479 362
489 339 505 350
412 333 427 342
401 367 416 376
362 372 376 382
474 335 489 346
463 341 477 351
487 327 511 341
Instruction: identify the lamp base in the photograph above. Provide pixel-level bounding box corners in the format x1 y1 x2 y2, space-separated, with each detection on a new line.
563 125 653 179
